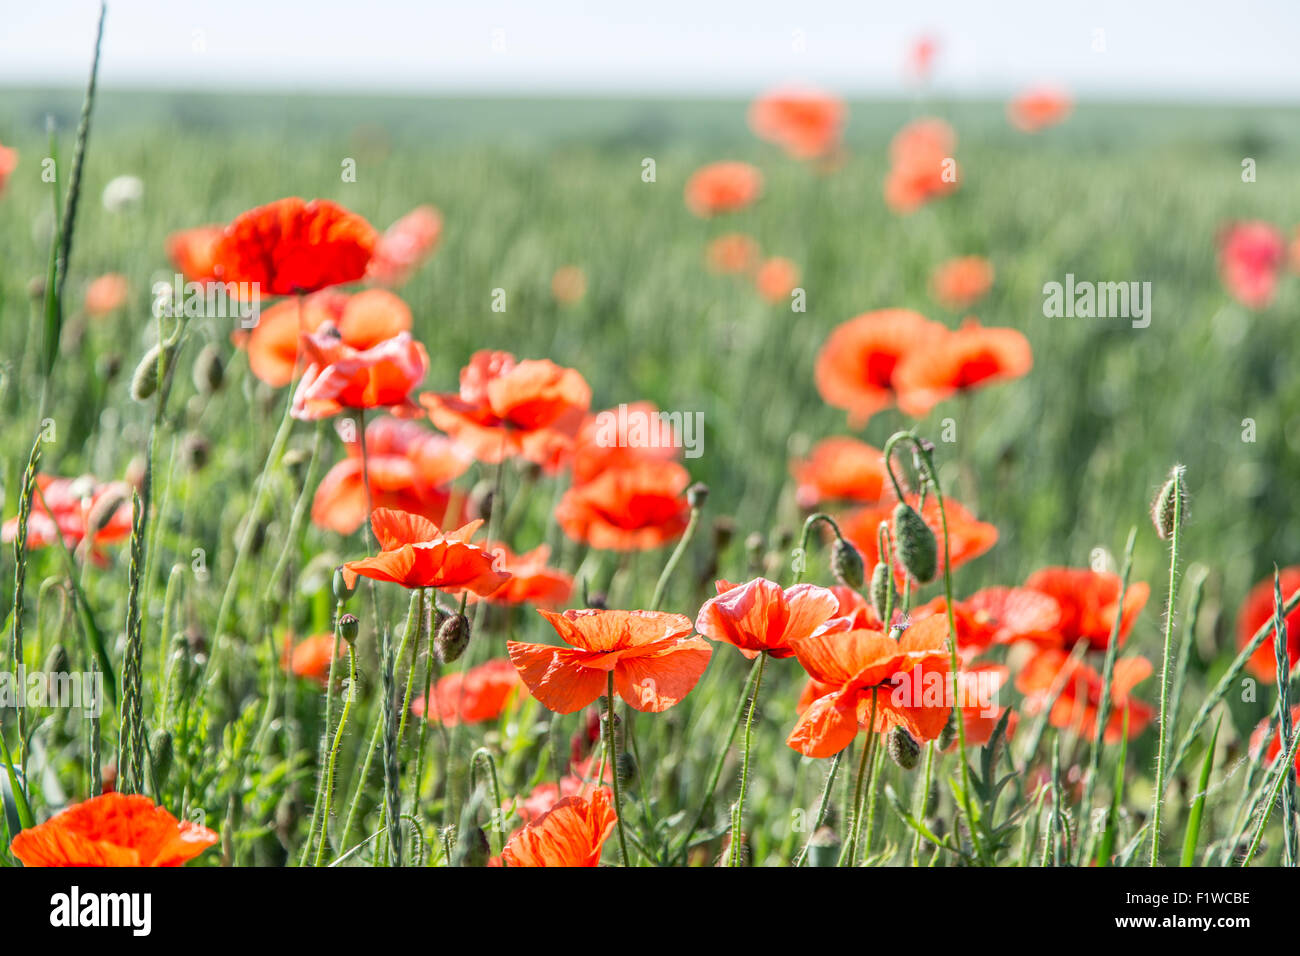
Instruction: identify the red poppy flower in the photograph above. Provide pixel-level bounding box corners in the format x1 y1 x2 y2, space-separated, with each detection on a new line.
311 417 469 536
1022 567 1150 652
0 142 17 195
906 35 939 82
366 204 442 287
884 118 959 213
706 233 760 275
748 88 846 160
511 758 613 825
825 585 885 630
893 319 1033 417
1218 221 1285 310
411 658 523 727
787 616 952 758
498 787 617 867
554 459 691 551
166 226 223 283
9 793 217 867
684 161 763 217
421 350 591 465
473 543 574 608
282 632 347 684
839 494 998 583
814 309 947 426
211 197 377 296
1235 567 1300 683
696 577 840 660
341 509 511 595
1008 86 1073 132
2 474 132 560
551 266 587 305
567 402 682 485
755 257 800 303
1249 705 1300 780
931 256 994 310
291 325 428 421
790 437 888 509
508 608 712 714
1015 647 1152 742
84 274 128 317
954 664 1018 749
912 587 1062 655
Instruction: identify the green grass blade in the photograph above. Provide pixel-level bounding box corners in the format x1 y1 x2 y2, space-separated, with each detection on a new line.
1180 713 1221 867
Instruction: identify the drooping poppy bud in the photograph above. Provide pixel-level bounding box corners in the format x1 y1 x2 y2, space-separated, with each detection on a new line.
831 536 865 589
887 726 921 770
436 613 471 664
130 343 165 402
893 501 937 583
869 561 897 624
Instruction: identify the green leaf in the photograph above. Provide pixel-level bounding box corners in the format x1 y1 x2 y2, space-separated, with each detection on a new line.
1180 714 1221 867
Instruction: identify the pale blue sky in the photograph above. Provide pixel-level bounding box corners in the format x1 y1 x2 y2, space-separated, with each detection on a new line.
3 0 1298 99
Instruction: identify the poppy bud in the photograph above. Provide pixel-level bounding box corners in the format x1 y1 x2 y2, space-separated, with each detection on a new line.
130 343 165 402
98 353 123 382
892 502 937 583
436 613 471 664
1151 465 1187 541
869 562 897 625
338 613 360 643
712 517 736 550
150 728 173 789
887 726 921 770
831 536 865 589
452 825 490 867
616 751 637 784
925 781 941 818
687 481 709 509
180 432 210 472
192 343 225 395
937 712 957 751
745 532 765 572
468 479 495 522
333 567 357 604
586 591 608 611
85 485 129 539
806 826 840 867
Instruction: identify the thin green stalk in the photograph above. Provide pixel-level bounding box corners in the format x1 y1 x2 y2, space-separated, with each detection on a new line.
729 649 768 866
649 497 703 611
1271 569 1297 865
839 690 879 866
314 644 357 867
793 751 843 866
300 600 346 867
605 673 631 865
1150 468 1184 866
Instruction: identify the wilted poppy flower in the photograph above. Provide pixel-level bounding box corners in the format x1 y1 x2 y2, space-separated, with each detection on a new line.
567 402 682 485
341 509 511 595
366 204 442 287
684 161 763 217
1022 567 1149 652
282 632 347 684
1008 86 1073 132
696 577 840 659
1249 705 1300 779
508 608 712 714
787 616 952 758
884 118 958 213
555 459 691 551
814 309 947 426
1015 647 1152 742
291 324 428 421
0 142 17 195
912 587 1062 655
474 543 574 608
551 265 587 305
498 787 617 867
312 416 469 535
211 197 377 296
1235 567 1300 683
748 88 846 160
165 225 223 283
1218 221 1285 310
2 474 132 560
706 233 760 274
84 274 128 317
931 256 994 310
893 319 1033 417
755 257 800 303
791 436 888 509
954 664 1017 748
421 350 591 465
411 658 523 727
840 494 998 582
9 792 217 867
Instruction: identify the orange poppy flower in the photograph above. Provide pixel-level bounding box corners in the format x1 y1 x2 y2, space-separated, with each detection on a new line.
1235 567 1300 683
282 632 348 684
0 142 17 195
814 309 947 426
790 436 888 509
1022 567 1150 652
210 197 377 296
825 585 885 630
9 792 217 867
787 616 952 758
508 608 712 714
84 274 128 317
840 494 998 582
1015 647 1152 742
472 543 574 608
166 225 223 283
912 586 1062 655
1007 86 1073 132
421 350 591 465
567 402 682 485
1218 221 1286 310
684 161 763 217
755 257 800 303
893 319 1033 417
931 256 994 310
411 658 523 727
696 578 840 660
551 265 587 305
2 474 132 559
498 787 617 867
954 664 1018 749
748 88 846 160
311 417 469 536
555 459 691 551
341 509 511 595
1249 705 1300 779
366 204 442 287
290 325 428 421
884 118 959 214
706 233 760 274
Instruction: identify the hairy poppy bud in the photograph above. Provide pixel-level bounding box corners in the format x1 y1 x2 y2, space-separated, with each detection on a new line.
869 562 897 624
338 613 360 642
452 825 490 867
887 726 921 770
84 485 129 539
180 432 210 472
1152 465 1187 541
892 502 937 583
807 826 840 867
687 481 709 509
150 728 173 789
436 613 471 663
937 712 957 751
333 567 357 604
192 343 225 395
130 343 165 402
616 751 637 784
831 536 865 589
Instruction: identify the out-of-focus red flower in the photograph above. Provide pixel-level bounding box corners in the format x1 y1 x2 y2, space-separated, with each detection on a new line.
706 233 760 274
912 587 1062 656
421 350 591 466
551 265 587 305
366 204 442 287
748 88 846 160
290 324 427 421
555 459 691 551
498 787 617 867
0 142 17 195
1218 221 1286 310
474 543 574 608
696 577 840 660
931 256 994 310
840 493 998 582
906 35 939 82
282 632 347 684
2 474 132 561
1022 567 1150 652
755 257 800 303
953 663 1017 748
9 793 217 867
567 402 682 485
411 658 523 727
790 437 889 509
311 417 469 536
341 509 511 595
166 226 223 283
511 756 613 825
884 118 958 213
1235 567 1300 683
684 161 763 217
1016 647 1152 742
1249 705 1300 779
1008 87 1073 132
84 274 128 317
894 318 1033 417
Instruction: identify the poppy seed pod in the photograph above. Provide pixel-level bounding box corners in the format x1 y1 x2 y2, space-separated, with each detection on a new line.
129 343 166 402
337 613 360 643
869 561 897 624
892 502 937 583
831 536 865 589
452 824 490 867
887 726 921 770
436 613 471 663
806 826 840 867
332 567 357 604
687 481 709 509
1152 466 1187 541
